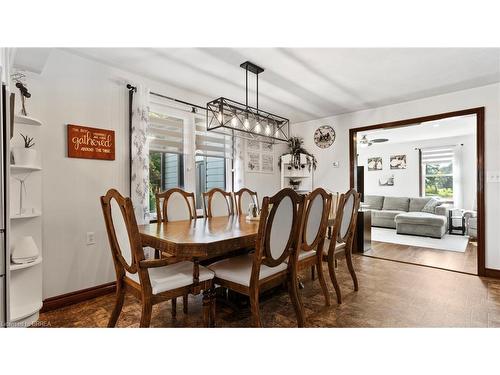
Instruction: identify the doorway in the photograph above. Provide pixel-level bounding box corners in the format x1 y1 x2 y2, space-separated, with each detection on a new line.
349 108 485 276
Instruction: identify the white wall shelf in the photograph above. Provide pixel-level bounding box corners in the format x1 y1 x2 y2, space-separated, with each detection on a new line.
10 165 42 172
10 211 42 220
14 114 42 126
10 257 42 272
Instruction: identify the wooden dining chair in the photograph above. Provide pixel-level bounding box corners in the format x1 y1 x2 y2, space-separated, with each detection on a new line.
155 188 196 317
293 188 332 306
234 188 259 216
325 189 361 304
327 192 340 239
208 188 306 327
202 188 234 217
101 189 215 327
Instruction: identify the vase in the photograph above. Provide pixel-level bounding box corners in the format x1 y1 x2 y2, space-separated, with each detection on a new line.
12 147 37 166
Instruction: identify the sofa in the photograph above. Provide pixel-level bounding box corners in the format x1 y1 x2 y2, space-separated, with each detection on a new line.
364 195 449 239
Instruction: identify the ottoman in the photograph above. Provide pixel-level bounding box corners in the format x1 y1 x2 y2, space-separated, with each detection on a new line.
394 212 447 239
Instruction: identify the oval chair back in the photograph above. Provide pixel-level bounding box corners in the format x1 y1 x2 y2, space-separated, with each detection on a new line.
203 188 233 217
336 189 360 245
301 188 332 251
156 188 196 222
100 189 148 285
254 188 305 270
234 188 259 216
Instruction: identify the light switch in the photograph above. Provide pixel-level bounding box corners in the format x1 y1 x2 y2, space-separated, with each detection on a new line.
332 162 339 168
86 232 96 245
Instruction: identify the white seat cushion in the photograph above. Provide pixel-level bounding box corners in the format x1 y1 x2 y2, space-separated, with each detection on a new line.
128 261 214 295
208 254 287 287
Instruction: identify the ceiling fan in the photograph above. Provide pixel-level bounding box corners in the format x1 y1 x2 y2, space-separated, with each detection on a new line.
358 135 389 147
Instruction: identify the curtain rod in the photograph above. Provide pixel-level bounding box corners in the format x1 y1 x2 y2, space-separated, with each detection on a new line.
127 84 206 112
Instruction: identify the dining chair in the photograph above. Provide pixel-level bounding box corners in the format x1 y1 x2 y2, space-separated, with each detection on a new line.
325 189 361 304
234 188 259 216
156 188 196 222
155 187 196 317
101 188 215 327
327 192 340 239
293 188 332 306
202 188 234 217
208 188 306 327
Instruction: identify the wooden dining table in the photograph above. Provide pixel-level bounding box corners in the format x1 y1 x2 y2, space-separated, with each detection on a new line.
139 215 260 259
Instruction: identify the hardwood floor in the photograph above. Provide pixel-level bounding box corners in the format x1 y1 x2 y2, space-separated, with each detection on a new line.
37 252 500 328
364 239 477 274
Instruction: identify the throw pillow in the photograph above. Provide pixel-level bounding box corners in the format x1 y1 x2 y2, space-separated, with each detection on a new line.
421 198 440 214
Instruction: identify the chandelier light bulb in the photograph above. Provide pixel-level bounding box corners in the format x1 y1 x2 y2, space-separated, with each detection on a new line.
231 116 238 127
255 122 262 133
217 112 223 123
265 125 271 135
243 118 250 129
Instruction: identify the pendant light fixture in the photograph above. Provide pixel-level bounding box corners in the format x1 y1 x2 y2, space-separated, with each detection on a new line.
206 61 290 143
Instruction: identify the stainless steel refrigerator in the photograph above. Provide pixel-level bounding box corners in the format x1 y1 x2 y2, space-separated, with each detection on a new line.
0 70 10 327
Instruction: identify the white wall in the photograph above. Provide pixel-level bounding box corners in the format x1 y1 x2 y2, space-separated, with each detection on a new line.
291 83 500 270
23 49 283 298
357 135 477 210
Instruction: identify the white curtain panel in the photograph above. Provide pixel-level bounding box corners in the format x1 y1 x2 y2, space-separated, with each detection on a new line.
453 145 463 209
233 137 245 191
131 85 151 224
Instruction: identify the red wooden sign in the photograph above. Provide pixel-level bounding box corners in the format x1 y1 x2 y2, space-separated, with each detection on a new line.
67 124 115 161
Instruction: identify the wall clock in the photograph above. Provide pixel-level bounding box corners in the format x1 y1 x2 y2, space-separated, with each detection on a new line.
314 125 336 149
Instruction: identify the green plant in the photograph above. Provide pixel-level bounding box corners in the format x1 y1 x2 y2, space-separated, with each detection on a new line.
278 136 318 171
20 133 35 148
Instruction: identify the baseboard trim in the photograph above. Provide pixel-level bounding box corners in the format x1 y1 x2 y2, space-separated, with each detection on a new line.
484 268 500 279
41 281 116 313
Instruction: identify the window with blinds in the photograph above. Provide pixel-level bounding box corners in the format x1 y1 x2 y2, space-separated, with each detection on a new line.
148 111 185 216
421 146 454 199
195 117 233 158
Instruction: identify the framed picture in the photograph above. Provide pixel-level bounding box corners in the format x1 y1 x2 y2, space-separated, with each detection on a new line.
379 174 395 186
246 139 260 151
390 154 407 169
367 157 383 171
261 153 274 173
246 152 260 172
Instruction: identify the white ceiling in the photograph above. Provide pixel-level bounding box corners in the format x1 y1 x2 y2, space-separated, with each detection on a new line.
358 114 476 145
64 48 500 123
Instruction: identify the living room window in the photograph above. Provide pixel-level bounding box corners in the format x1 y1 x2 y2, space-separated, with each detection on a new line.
421 147 454 199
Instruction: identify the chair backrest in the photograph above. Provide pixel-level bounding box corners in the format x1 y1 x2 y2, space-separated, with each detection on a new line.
301 188 332 251
100 189 145 282
253 188 305 275
156 188 196 222
331 189 361 246
329 192 340 221
203 188 233 217
234 188 259 216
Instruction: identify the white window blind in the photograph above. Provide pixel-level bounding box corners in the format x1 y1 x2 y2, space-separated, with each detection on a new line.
421 146 454 163
195 117 233 159
148 111 184 154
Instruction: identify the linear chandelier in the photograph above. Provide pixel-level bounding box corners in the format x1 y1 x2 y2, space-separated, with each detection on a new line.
206 61 290 143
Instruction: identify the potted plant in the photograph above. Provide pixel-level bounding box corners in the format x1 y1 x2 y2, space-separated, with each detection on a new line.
278 136 318 171
12 133 36 166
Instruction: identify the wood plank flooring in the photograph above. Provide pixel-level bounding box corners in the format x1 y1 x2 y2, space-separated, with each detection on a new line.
364 239 477 274
37 252 500 328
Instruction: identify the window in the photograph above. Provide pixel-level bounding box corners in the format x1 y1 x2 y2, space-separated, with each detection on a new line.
194 117 232 209
421 147 454 199
147 111 184 216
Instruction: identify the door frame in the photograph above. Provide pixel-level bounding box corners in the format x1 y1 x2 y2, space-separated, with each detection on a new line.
348 107 492 277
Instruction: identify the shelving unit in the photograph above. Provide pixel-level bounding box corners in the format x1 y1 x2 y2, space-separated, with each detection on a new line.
10 256 42 271
8 112 43 327
13 114 42 126
280 153 314 193
10 165 42 172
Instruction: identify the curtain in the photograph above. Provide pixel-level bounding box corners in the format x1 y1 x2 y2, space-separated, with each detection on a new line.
130 85 151 224
233 136 245 191
453 145 463 209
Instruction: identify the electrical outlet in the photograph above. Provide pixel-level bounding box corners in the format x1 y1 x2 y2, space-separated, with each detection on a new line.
332 161 339 168
86 232 96 245
487 171 500 183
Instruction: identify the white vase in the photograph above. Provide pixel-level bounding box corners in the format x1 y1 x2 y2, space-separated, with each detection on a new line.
12 147 37 166
12 236 39 264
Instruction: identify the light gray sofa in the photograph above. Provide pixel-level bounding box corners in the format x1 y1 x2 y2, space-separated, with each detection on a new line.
364 195 449 239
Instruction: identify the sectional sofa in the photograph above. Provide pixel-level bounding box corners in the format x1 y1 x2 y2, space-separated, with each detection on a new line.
364 195 450 239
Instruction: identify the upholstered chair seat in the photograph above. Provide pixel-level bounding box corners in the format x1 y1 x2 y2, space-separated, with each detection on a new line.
209 254 287 286
128 261 214 295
